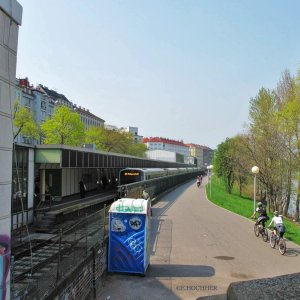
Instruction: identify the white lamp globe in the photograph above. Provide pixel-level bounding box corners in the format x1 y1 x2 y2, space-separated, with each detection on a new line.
251 166 259 174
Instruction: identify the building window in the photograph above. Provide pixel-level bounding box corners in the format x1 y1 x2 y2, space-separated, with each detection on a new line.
41 101 46 110
41 111 46 121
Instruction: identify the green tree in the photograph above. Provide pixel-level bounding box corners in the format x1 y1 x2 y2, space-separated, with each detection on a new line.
127 139 148 157
277 73 300 220
248 88 285 212
85 127 147 157
230 135 249 196
275 70 296 216
13 101 39 140
41 105 84 146
214 138 235 194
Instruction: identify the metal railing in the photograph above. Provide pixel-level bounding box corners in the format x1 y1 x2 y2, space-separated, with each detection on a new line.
117 171 199 200
11 207 108 300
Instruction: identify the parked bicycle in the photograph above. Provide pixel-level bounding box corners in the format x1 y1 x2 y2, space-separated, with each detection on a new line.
254 223 268 242
269 230 286 255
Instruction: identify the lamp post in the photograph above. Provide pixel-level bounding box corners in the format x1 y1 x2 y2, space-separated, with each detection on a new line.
251 166 259 212
207 165 213 198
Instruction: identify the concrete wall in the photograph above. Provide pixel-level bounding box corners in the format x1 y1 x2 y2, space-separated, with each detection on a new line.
0 1 22 299
227 272 300 299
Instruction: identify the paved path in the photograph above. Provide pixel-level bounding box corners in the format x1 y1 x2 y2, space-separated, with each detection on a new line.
98 179 300 300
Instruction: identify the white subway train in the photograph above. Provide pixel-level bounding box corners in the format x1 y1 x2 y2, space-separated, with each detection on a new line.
119 167 202 185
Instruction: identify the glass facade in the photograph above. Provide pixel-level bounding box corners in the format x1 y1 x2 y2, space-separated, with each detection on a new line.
12 146 29 213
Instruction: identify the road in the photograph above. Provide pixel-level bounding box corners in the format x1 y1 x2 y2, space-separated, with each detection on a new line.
99 179 300 300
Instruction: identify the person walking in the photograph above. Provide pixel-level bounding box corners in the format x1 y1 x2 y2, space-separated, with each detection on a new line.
79 180 86 199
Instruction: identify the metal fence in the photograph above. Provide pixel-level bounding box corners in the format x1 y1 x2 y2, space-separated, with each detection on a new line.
117 171 199 200
11 206 109 300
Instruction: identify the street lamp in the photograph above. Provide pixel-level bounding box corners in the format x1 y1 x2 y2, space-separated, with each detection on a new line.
207 165 213 198
251 166 259 212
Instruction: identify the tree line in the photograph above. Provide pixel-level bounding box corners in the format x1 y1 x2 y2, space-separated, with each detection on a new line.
13 104 147 157
213 69 300 221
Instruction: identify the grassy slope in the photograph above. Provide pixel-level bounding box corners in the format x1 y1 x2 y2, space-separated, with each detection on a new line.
206 177 300 245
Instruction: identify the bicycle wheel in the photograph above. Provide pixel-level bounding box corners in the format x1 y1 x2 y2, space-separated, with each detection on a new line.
269 233 276 248
254 224 259 237
278 239 286 255
262 228 268 242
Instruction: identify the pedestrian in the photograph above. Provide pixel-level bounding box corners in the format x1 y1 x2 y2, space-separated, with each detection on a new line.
142 186 150 200
79 180 86 199
101 175 108 190
196 176 201 187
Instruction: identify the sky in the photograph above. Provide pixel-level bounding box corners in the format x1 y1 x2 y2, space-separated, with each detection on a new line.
16 0 300 149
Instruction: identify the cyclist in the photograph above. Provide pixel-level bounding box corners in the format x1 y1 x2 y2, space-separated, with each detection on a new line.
251 202 269 228
268 211 285 238
196 176 201 187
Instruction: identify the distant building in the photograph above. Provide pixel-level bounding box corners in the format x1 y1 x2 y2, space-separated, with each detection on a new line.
143 137 190 157
186 143 214 168
186 143 204 167
74 105 105 130
15 78 105 143
37 84 73 109
184 156 197 165
145 149 184 163
202 146 214 167
105 124 120 131
123 126 143 143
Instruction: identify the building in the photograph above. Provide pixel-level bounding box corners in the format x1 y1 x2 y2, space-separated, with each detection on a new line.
123 126 143 143
15 78 106 142
185 143 214 168
184 156 197 165
143 137 190 157
105 124 120 131
74 105 105 130
203 146 214 167
186 143 204 167
37 84 73 109
145 149 184 163
0 1 22 299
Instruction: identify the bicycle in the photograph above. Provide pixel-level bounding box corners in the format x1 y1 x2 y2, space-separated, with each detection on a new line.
269 230 286 255
254 223 268 242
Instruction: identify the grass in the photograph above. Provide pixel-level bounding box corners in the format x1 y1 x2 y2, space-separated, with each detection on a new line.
206 177 300 246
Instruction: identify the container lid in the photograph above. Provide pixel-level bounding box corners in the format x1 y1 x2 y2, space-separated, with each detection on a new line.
109 198 148 214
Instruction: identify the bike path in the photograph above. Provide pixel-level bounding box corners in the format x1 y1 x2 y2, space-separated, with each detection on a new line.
98 179 300 300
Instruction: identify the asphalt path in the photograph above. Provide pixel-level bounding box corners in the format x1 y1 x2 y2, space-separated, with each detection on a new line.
99 179 300 300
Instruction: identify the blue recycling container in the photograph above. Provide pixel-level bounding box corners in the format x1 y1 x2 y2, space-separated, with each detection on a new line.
108 198 151 275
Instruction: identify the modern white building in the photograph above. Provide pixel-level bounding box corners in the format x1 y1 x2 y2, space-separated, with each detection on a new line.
145 149 184 163
143 137 190 157
123 126 143 143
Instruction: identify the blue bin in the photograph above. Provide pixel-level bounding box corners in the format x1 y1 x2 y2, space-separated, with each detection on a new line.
108 198 151 275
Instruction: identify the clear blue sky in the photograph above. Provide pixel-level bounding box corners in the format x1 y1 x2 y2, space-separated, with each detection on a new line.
17 0 300 149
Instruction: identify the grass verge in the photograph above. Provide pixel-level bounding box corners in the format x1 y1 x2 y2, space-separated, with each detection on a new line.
206 177 300 246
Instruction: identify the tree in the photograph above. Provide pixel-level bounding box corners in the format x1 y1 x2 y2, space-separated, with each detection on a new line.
230 135 249 196
13 101 39 140
214 138 235 194
275 70 296 216
277 73 300 220
41 105 85 146
248 88 286 212
85 127 147 157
